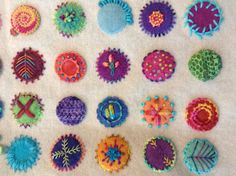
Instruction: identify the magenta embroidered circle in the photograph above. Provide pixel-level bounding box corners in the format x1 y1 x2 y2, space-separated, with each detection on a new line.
184 0 224 39
139 1 176 37
56 96 87 126
96 48 130 83
142 50 176 82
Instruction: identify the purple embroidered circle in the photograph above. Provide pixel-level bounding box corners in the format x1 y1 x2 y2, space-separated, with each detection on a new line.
96 48 130 83
144 136 176 172
139 1 176 37
56 96 86 126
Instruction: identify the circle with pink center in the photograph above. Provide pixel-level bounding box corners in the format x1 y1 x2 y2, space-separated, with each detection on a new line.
142 50 176 82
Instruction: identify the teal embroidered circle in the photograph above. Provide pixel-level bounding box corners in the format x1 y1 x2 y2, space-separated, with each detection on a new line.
183 139 218 175
188 49 222 81
54 2 86 38
6 135 41 172
98 0 133 34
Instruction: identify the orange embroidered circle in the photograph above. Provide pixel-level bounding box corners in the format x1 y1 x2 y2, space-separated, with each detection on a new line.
55 52 87 83
141 96 176 128
10 5 41 36
95 135 130 172
149 11 164 27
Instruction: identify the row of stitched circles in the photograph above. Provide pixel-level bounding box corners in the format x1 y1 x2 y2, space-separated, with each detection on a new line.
10 47 223 84
9 1 224 39
9 94 219 132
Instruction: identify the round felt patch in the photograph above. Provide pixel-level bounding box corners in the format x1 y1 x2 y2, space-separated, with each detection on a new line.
144 136 176 173
11 93 43 128
189 49 222 81
97 97 128 128
54 2 86 38
55 52 87 83
139 1 176 37
142 50 176 82
98 0 133 34
51 134 85 171
56 96 87 126
96 135 130 172
186 98 218 131
141 96 176 128
183 139 218 175
6 135 41 172
96 48 130 83
0 100 3 119
12 48 45 84
184 0 224 39
10 5 40 36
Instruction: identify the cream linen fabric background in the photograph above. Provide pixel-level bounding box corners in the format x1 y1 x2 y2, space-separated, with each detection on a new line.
0 0 235 175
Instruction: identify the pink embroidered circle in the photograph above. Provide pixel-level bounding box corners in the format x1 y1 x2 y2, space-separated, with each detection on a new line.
142 50 176 82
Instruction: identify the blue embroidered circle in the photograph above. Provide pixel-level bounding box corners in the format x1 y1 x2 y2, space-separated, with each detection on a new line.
51 134 84 171
98 0 133 34
6 135 41 172
97 96 128 128
0 100 3 119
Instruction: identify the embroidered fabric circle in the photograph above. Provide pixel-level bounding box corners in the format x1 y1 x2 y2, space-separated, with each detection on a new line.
186 98 218 131
98 0 133 35
10 5 41 36
189 49 222 82
51 134 85 171
6 135 41 172
97 96 128 128
144 136 176 173
0 100 3 119
139 1 176 37
11 93 43 128
184 0 224 39
55 52 87 83
183 139 218 175
96 48 130 83
12 48 45 84
96 135 130 172
142 50 176 82
56 96 87 126
141 96 176 128
54 2 86 38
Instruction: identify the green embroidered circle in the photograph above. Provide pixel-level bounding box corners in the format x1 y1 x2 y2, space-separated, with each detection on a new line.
54 2 86 38
12 93 43 128
188 49 222 82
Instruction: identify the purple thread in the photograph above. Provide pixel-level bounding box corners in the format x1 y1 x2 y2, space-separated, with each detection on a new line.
145 137 175 171
96 48 130 83
56 96 87 126
139 1 176 37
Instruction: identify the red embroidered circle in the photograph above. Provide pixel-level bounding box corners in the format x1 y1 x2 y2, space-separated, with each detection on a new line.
186 98 218 131
55 52 87 83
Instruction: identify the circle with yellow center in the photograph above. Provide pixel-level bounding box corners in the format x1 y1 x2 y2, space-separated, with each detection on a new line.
149 11 164 27
96 135 130 172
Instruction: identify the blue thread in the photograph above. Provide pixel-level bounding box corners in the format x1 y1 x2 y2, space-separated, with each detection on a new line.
106 147 121 161
98 0 133 34
6 135 41 172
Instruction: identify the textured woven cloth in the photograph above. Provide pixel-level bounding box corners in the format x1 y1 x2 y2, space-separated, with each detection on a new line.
0 0 235 175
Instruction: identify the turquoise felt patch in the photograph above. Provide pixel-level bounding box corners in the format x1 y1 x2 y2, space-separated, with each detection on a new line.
98 0 133 35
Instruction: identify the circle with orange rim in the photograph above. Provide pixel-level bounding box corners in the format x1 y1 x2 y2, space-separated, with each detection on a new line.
96 135 130 172
55 52 87 83
186 98 218 131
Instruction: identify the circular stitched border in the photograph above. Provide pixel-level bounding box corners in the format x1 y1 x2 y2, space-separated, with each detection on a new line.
183 139 218 175
97 96 128 128
186 97 218 131
10 5 41 36
95 134 130 172
144 136 176 173
55 52 87 83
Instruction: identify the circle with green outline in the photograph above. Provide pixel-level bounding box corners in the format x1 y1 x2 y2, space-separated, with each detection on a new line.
188 49 222 81
11 93 43 128
54 2 86 38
